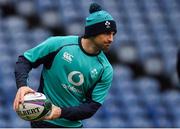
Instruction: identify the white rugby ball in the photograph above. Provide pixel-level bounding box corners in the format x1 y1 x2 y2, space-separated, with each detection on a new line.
16 92 52 121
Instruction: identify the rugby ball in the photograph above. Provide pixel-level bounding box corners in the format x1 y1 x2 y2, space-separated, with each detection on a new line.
16 92 52 121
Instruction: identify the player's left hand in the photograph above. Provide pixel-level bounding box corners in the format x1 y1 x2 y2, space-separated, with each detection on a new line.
43 104 62 120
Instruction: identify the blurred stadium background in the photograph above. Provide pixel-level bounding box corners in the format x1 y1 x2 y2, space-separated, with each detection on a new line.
0 0 180 127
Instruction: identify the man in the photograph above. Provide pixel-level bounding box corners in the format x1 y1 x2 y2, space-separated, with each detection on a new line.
13 3 117 128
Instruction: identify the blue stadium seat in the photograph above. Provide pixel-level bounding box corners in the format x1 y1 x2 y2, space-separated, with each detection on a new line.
154 116 172 127
15 0 36 17
128 116 153 127
5 16 28 32
135 77 160 93
36 0 58 12
10 116 30 128
83 117 105 127
107 116 128 128
126 104 147 118
66 22 84 35
30 27 52 44
174 119 180 127
113 65 134 80
0 119 8 128
162 90 180 105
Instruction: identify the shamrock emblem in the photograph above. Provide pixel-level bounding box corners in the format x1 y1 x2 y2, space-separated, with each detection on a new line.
105 21 111 28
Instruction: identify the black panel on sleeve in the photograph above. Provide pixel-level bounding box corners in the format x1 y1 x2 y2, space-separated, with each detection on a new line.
14 50 59 89
30 49 60 69
14 48 61 89
14 55 32 88
14 44 78 89
60 101 101 121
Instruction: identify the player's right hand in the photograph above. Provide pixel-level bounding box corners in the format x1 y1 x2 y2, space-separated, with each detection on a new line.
43 104 62 120
13 86 35 111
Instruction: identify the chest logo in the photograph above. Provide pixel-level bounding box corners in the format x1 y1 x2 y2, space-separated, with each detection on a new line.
91 68 98 78
62 52 73 63
68 71 84 86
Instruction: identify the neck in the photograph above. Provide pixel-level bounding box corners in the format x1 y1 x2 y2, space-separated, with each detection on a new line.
81 38 100 54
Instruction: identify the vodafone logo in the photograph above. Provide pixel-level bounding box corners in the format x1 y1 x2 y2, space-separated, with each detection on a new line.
68 71 84 86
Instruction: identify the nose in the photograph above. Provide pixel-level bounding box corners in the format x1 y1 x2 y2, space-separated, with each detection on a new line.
108 33 114 42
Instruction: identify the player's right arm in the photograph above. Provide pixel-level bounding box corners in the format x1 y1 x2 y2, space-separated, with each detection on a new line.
13 37 64 111
13 54 37 111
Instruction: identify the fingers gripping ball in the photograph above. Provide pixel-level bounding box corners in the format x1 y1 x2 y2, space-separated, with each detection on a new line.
16 92 52 121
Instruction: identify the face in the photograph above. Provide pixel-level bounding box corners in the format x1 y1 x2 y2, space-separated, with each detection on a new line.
91 32 115 52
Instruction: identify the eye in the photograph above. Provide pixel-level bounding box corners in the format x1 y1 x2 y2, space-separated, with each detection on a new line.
111 31 116 36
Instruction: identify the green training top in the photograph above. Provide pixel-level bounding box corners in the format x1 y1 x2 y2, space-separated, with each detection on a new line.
24 36 113 127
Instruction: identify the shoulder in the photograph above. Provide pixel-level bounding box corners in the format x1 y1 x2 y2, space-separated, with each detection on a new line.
47 35 79 45
38 35 79 51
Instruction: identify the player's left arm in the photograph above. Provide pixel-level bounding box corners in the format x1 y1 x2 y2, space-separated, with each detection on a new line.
43 100 101 121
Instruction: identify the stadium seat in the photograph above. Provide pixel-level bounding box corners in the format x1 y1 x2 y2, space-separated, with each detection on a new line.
107 116 128 128
15 0 36 17
128 116 153 127
5 16 27 32
83 117 105 128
